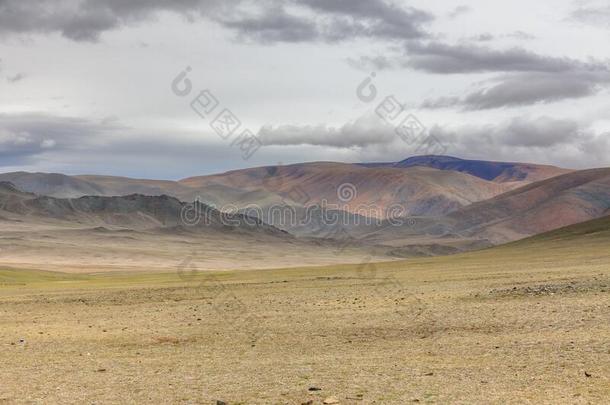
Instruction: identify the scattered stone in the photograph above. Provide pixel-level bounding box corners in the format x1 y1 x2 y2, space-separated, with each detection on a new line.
424 372 434 376
96 368 107 372
308 387 322 392
584 371 592 378
216 401 227 405
323 397 340 404
301 401 314 405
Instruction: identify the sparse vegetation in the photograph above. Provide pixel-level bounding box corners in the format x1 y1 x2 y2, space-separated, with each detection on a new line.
1 221 608 403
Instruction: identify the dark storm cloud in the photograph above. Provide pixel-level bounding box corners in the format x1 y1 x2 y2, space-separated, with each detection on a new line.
422 71 610 110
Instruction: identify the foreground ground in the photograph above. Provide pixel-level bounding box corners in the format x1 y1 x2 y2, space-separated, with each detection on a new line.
0 226 609 404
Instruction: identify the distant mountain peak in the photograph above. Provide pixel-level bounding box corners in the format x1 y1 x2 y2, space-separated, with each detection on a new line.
363 155 571 183
397 155 465 165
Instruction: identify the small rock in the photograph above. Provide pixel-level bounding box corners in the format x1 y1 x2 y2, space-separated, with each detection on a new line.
301 401 314 405
308 387 322 392
216 401 227 405
584 371 592 378
424 372 434 376
323 396 340 404
96 368 107 373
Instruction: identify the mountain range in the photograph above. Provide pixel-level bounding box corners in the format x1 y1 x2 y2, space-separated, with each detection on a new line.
1 155 609 271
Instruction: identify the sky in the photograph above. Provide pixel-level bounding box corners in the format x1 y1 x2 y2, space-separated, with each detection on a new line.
1 0 609 179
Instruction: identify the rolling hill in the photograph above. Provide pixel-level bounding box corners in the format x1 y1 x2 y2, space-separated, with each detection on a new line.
445 168 610 242
0 156 587 247
355 167 610 248
179 162 516 218
0 156 556 221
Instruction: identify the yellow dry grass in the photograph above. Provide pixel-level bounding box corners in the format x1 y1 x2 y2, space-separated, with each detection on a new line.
0 225 609 404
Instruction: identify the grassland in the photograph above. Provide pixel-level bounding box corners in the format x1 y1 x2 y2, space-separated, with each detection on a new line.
0 221 609 404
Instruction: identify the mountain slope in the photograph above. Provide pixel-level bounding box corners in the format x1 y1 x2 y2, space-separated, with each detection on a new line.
510 214 610 245
0 157 531 220
0 181 279 234
362 155 571 183
180 162 515 218
0 172 105 198
444 168 610 242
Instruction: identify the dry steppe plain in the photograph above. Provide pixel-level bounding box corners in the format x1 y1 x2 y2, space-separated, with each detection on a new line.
0 222 609 404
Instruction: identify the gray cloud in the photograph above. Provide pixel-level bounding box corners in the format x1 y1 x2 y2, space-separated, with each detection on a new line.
0 113 111 165
404 41 604 74
220 5 318 44
430 117 585 149
448 5 472 18
0 113 122 154
508 31 536 40
468 31 534 43
258 113 396 148
300 0 433 41
400 39 610 109
6 72 25 83
0 0 224 41
1 112 608 176
497 117 581 147
346 55 394 71
354 40 607 78
422 71 610 110
220 0 433 44
570 4 610 27
461 71 610 109
0 113 265 177
470 33 495 42
257 114 610 170
0 0 432 43
427 116 610 168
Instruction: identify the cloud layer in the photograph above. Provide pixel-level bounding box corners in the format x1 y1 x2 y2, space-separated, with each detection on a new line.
0 0 432 43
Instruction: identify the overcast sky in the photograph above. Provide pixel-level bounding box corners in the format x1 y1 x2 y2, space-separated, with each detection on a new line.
1 0 609 179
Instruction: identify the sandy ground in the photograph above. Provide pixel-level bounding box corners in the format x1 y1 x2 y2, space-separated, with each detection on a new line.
0 220 388 273
0 236 608 404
